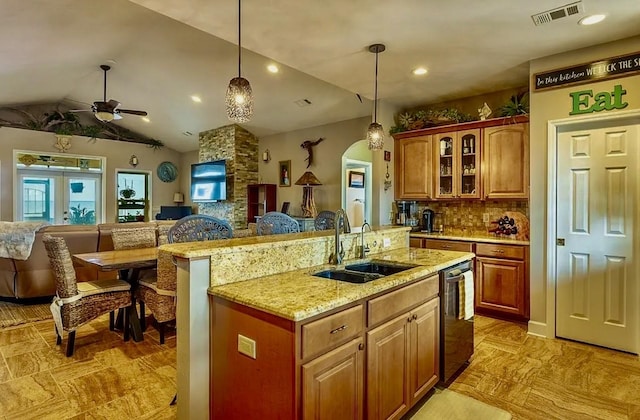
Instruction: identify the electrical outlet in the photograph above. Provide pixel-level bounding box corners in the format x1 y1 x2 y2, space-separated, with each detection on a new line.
238 334 256 359
383 238 391 248
483 213 490 223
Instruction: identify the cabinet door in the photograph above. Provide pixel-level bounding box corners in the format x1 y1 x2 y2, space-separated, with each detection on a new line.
408 298 439 405
458 129 481 199
409 238 423 248
395 136 432 199
367 315 409 420
433 132 457 199
302 337 364 420
482 123 529 199
476 257 526 318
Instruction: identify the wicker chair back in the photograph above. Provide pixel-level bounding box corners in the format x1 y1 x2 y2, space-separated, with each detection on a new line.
42 235 78 299
168 215 233 244
314 211 336 231
111 227 157 250
257 212 301 235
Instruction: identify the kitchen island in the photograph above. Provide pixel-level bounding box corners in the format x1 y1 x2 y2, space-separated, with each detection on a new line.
160 226 472 419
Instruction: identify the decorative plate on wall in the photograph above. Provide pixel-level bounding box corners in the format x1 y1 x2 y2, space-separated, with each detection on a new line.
157 161 178 182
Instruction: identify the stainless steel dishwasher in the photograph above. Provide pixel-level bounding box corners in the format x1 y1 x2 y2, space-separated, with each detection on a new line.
439 259 474 384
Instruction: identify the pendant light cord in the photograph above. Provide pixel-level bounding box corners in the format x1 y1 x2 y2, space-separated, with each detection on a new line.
238 0 242 77
373 48 379 123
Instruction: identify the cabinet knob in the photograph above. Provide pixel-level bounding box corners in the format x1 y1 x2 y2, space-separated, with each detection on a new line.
412 314 418 320
407 316 413 323
358 343 364 351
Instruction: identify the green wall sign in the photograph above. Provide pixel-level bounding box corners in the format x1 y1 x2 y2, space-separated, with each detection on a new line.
569 84 628 115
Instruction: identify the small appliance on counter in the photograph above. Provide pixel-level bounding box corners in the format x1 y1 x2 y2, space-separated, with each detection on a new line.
421 208 434 233
395 200 417 227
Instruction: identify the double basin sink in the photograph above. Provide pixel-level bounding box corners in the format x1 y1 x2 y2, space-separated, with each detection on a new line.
313 260 418 284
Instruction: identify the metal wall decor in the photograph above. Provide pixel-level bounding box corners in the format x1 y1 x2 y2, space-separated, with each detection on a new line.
157 161 178 182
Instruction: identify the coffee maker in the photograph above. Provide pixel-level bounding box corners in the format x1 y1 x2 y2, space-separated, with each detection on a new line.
421 208 435 233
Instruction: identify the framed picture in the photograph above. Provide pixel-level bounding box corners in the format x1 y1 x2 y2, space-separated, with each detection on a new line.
281 202 290 215
348 171 365 188
384 151 391 162
279 160 291 187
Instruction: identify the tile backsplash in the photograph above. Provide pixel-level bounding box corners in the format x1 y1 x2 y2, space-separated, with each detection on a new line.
416 201 529 234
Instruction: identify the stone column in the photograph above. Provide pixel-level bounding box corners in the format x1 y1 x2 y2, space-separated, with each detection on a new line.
198 124 258 228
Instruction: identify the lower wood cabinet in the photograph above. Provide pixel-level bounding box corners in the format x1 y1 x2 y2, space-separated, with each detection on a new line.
367 298 439 420
211 274 440 420
412 236 529 321
303 337 365 420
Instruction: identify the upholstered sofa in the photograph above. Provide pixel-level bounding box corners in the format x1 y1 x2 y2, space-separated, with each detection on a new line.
0 221 176 299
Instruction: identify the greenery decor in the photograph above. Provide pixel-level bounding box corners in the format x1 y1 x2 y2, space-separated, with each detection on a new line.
0 106 164 149
390 107 475 134
498 92 529 117
68 206 95 225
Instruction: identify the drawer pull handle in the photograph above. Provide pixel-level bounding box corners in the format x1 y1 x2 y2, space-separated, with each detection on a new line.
358 343 364 351
443 245 451 249
330 325 348 334
412 314 418 320
492 249 505 253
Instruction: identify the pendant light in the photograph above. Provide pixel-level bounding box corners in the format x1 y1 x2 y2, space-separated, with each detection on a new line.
225 0 253 122
366 43 386 150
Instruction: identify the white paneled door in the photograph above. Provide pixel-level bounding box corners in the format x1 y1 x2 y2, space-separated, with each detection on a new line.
556 123 638 353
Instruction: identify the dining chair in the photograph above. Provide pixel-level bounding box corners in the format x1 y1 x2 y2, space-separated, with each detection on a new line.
257 211 301 235
168 214 234 242
43 235 133 357
111 226 158 331
314 210 336 231
136 215 233 344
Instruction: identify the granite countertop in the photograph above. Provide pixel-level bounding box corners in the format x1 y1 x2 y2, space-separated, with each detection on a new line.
410 231 530 246
208 247 473 322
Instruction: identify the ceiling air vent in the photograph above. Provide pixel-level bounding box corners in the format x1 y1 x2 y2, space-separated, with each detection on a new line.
532 1 584 26
294 98 312 107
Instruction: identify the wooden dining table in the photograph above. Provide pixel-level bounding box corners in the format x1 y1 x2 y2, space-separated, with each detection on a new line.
73 247 158 342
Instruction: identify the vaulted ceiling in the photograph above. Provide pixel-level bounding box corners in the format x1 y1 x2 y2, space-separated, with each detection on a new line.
1 0 639 152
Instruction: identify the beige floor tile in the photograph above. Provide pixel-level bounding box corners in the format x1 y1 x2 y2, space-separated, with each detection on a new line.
0 335 50 358
49 358 105 384
5 396 83 420
5 346 74 378
0 371 60 417
0 324 40 346
525 378 628 419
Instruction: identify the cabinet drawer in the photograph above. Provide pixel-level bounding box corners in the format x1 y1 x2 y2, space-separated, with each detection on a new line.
475 243 525 260
368 275 438 327
409 238 424 248
424 239 473 252
302 304 363 359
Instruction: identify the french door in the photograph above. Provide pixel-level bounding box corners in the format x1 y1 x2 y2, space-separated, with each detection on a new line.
17 170 102 225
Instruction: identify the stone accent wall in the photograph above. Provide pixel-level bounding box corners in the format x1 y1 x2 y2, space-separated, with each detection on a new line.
417 200 529 234
198 124 259 228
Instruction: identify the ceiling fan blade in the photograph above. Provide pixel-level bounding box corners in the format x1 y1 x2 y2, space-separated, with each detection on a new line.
108 99 120 109
118 109 148 116
68 109 93 112
112 113 123 120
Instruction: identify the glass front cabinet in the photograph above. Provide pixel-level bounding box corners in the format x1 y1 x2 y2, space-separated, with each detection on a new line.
433 129 481 199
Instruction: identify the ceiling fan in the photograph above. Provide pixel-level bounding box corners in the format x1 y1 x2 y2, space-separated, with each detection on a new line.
70 65 148 122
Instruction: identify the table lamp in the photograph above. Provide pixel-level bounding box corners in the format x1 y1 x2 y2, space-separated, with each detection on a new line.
173 192 184 205
295 171 322 218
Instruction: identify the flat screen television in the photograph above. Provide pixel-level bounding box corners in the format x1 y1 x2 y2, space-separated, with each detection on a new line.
191 160 227 202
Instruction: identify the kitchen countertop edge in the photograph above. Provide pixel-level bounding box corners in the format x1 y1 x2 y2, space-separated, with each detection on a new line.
411 232 530 246
208 248 474 322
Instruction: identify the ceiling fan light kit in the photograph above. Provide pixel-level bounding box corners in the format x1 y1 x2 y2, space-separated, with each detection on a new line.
226 0 253 123
367 43 385 151
71 64 148 123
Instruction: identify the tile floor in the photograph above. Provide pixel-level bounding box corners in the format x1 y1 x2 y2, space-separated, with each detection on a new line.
0 314 639 419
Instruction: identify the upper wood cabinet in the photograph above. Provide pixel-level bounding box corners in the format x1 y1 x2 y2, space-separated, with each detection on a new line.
482 123 529 199
393 116 529 201
433 129 481 199
394 135 432 200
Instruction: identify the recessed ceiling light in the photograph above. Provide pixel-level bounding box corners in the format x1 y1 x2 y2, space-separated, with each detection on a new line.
142 117 150 123
190 95 202 103
412 67 428 76
579 14 606 25
267 64 279 73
